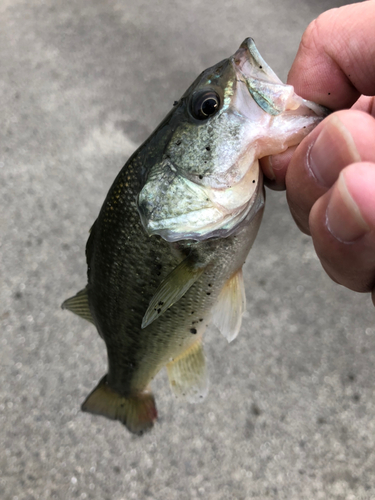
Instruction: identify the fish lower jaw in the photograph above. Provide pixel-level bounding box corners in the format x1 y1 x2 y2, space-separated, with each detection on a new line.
143 193 263 243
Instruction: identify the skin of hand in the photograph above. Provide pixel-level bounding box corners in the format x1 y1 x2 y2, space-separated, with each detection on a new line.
260 1 375 306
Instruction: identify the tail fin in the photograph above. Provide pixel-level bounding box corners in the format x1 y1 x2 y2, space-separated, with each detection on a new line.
81 376 157 435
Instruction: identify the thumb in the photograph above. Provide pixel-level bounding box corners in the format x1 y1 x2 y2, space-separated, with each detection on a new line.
309 162 375 294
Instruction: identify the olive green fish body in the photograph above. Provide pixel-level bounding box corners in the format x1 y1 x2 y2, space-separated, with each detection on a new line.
63 38 327 434
87 146 263 394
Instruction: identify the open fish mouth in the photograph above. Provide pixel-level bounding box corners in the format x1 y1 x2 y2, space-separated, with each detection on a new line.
137 159 263 242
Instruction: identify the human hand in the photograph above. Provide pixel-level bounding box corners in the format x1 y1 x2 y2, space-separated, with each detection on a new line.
260 1 375 305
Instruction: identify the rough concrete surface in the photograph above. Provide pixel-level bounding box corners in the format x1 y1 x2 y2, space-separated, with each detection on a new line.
1 0 374 499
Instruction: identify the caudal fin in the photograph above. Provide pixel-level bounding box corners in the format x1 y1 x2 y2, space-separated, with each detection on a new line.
81 376 157 435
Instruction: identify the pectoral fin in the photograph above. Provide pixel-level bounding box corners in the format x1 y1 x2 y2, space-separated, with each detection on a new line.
141 257 207 329
61 287 94 324
166 340 208 403
212 268 246 343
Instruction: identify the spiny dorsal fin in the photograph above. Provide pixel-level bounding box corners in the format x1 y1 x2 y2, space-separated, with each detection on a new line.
211 268 246 343
81 376 157 435
166 340 208 403
61 287 94 324
141 257 207 329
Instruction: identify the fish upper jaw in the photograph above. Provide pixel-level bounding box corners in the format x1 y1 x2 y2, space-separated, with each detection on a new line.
232 37 328 119
137 159 263 243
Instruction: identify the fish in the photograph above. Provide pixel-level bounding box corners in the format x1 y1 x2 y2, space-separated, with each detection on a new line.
62 38 327 435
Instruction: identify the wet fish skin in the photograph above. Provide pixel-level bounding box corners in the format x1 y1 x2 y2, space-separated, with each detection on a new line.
62 38 327 435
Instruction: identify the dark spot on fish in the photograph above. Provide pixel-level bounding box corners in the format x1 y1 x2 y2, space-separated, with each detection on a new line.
113 466 121 474
176 140 181 146
158 301 164 306
14 291 22 300
199 175 203 179
206 292 211 296
353 393 360 402
157 308 161 314
328 92 331 95
199 318 203 322
252 180 255 183
173 101 178 106
206 146 211 151
191 311 195 314
259 65 263 69
190 328 197 334
208 283 212 287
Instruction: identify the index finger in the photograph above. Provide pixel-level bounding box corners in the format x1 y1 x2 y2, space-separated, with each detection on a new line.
288 1 375 109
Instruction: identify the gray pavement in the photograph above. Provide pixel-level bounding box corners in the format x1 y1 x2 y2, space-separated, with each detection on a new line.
1 1 374 499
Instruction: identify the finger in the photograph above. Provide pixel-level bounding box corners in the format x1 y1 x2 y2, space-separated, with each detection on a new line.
287 2 375 109
352 95 375 116
263 95 375 187
260 147 296 191
309 163 375 293
285 110 375 234
264 3 375 188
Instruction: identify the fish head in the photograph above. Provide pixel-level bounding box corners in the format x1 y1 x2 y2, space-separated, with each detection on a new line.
137 38 328 242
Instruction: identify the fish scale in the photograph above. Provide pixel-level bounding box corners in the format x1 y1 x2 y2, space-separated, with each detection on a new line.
62 38 327 434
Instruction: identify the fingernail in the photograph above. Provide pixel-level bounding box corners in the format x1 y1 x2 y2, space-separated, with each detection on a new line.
308 116 361 187
326 171 370 243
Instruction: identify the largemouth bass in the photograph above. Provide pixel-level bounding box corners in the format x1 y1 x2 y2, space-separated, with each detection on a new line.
63 38 326 435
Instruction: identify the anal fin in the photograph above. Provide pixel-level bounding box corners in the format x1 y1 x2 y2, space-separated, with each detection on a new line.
212 268 246 343
61 287 94 324
81 376 157 435
166 340 208 403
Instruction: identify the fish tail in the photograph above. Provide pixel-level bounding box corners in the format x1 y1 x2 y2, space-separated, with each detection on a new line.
81 376 157 435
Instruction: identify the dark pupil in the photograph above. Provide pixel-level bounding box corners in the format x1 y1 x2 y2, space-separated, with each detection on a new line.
201 97 218 116
191 91 220 120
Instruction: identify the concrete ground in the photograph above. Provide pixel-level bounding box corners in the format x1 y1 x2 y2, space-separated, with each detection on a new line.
1 0 374 499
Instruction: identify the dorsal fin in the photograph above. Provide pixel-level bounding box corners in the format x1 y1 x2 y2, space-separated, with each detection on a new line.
61 287 94 324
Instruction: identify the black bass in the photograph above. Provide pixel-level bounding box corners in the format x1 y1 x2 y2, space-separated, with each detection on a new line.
63 38 326 435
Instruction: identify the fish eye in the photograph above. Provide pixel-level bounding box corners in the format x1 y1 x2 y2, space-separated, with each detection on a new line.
190 90 221 120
